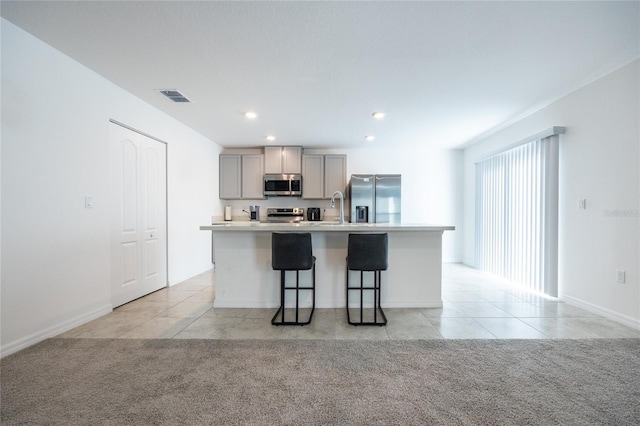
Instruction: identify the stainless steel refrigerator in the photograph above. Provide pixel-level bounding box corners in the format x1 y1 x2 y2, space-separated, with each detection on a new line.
349 174 401 223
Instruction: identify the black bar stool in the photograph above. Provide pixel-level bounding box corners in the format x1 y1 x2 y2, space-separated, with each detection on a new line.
346 233 388 326
271 232 316 326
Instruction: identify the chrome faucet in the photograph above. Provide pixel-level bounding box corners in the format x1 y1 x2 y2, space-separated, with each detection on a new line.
330 191 345 224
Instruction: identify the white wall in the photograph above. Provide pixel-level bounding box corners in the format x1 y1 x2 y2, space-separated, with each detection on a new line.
1 19 223 356
338 146 462 263
462 60 640 327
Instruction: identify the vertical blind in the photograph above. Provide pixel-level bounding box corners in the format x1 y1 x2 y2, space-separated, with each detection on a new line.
475 134 560 297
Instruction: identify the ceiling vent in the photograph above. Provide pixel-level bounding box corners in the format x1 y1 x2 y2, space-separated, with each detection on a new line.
159 89 191 103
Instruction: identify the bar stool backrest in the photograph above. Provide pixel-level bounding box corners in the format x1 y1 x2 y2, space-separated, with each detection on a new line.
272 233 314 271
347 233 388 271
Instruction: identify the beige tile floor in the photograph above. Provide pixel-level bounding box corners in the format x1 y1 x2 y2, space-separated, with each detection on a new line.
59 263 640 340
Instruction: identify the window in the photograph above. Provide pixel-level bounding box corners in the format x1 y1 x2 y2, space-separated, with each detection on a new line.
475 128 563 296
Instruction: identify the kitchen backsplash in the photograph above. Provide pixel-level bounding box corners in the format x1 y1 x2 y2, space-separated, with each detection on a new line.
215 199 350 222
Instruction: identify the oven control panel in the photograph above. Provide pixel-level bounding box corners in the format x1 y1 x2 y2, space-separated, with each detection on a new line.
266 207 304 222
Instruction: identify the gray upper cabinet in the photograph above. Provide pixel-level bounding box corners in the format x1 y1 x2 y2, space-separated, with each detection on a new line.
241 154 265 199
219 154 265 199
219 154 242 199
264 147 281 173
302 154 346 199
324 155 347 197
264 146 302 174
301 155 324 199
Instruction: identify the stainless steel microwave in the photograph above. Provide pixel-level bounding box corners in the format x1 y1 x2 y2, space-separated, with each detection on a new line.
264 174 302 196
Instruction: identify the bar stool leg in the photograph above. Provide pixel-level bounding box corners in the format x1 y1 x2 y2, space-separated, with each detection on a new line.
377 271 387 325
346 269 387 326
311 264 316 321
360 271 364 324
281 271 285 323
271 268 316 326
295 270 299 324
374 271 378 324
345 266 349 323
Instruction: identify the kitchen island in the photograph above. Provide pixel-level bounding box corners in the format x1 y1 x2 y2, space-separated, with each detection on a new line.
200 222 455 309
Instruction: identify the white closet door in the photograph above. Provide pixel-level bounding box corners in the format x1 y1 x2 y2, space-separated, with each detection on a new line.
110 123 167 307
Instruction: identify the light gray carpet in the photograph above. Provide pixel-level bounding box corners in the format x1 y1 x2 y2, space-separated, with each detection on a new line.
2 338 639 425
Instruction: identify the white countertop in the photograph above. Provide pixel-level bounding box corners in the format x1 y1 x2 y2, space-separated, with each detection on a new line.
200 221 455 232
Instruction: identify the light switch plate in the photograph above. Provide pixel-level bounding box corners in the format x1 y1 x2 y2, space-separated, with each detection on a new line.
578 199 586 210
616 270 625 284
85 196 94 209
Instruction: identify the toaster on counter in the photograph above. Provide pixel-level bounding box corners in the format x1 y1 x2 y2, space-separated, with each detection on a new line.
307 207 322 221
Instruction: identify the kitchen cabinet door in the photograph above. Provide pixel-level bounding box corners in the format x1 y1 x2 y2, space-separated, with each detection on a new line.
282 146 302 174
302 154 324 199
242 154 265 199
324 155 347 198
219 154 242 199
264 147 282 174
264 146 302 174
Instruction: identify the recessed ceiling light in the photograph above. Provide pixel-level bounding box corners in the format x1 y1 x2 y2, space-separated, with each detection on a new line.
244 111 258 119
265 135 276 142
372 111 385 120
365 135 375 141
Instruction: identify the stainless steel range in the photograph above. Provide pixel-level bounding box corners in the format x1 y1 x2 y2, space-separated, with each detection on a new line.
266 207 304 223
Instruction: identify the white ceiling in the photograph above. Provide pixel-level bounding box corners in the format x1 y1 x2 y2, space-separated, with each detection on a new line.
2 1 638 149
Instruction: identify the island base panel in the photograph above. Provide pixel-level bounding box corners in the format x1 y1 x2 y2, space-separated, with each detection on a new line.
212 230 444 309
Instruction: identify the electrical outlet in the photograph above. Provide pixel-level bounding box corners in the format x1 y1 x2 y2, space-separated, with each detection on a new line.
616 270 625 284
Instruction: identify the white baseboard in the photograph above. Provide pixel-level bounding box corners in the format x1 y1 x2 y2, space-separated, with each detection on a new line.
1 303 113 358
461 258 476 267
213 301 280 308
214 301 445 309
381 301 444 308
562 295 640 330
324 302 444 309
339 302 444 309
